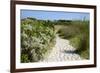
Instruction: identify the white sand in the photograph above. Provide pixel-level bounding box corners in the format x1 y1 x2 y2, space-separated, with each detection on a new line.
40 35 82 62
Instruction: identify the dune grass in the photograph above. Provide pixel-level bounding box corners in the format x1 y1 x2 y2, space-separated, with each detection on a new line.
56 20 89 59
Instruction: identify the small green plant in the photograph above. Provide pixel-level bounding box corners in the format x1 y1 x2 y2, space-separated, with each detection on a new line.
21 53 30 63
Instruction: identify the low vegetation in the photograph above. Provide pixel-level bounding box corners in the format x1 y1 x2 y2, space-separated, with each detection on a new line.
21 17 89 63
56 20 89 59
21 18 56 63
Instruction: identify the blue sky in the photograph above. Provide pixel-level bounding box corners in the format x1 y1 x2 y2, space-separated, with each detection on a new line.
21 10 90 21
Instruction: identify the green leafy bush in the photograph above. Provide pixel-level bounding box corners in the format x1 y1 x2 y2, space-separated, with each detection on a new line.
21 53 30 63
21 18 56 62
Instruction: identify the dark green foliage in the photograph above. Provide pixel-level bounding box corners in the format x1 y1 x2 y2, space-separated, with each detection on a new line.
54 20 72 26
21 53 30 63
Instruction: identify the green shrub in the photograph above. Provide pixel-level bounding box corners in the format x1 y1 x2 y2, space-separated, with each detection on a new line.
21 18 56 62
21 53 30 63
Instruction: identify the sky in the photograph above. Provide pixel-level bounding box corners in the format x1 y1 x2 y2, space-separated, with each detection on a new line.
21 10 90 21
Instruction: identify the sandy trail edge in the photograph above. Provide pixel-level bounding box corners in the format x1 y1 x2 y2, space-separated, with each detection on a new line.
40 35 82 62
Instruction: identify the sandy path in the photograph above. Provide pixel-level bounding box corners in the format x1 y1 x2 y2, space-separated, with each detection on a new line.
40 35 82 62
